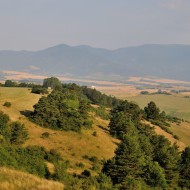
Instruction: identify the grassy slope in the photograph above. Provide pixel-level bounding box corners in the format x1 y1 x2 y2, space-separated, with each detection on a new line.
0 87 119 174
127 94 190 121
0 167 64 190
0 87 41 121
126 94 190 147
1 87 189 175
170 122 190 147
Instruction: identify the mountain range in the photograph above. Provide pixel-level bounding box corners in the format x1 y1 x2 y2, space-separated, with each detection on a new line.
1 44 190 81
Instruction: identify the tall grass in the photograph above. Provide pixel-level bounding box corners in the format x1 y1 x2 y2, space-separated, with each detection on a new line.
0 167 64 190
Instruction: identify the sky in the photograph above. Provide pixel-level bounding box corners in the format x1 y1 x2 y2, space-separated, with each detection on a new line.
0 0 190 50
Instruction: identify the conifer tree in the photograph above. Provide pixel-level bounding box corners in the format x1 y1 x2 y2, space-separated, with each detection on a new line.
179 147 190 189
144 101 160 120
103 132 145 186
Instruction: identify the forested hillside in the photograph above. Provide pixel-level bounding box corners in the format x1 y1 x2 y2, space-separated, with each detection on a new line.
0 78 190 189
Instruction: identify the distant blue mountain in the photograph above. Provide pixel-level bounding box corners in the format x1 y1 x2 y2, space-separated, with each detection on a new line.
1 44 190 81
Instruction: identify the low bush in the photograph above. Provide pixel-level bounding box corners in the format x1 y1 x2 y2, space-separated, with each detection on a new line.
81 170 91 177
92 131 97 137
76 162 85 168
3 102 11 107
41 132 50 138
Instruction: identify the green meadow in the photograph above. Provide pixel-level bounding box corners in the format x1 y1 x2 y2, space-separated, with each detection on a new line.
127 94 190 121
126 94 190 146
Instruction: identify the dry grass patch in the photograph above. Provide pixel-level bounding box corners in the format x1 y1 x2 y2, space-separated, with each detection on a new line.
0 167 64 190
23 116 119 173
0 87 41 121
170 122 190 147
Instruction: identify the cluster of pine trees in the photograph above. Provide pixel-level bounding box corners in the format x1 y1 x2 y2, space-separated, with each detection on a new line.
31 80 121 132
82 86 121 107
103 100 190 189
31 87 92 132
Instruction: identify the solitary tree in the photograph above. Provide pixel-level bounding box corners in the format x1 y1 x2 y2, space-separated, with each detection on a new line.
103 134 145 186
144 101 160 120
43 77 62 89
109 112 136 139
4 80 17 87
10 122 28 145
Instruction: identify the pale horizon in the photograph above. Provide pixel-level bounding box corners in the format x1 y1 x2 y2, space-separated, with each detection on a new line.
0 0 190 50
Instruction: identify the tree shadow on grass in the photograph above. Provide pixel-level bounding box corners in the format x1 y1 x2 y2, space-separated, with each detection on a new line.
112 141 120 146
97 125 109 134
20 110 33 117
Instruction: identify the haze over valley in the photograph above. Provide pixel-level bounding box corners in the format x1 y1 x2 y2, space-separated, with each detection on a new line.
1 44 190 83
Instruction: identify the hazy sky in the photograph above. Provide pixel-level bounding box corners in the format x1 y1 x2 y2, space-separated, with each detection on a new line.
0 0 190 50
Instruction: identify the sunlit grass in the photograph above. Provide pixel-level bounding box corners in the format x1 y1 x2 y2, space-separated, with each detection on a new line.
0 167 64 190
126 94 190 121
170 122 190 146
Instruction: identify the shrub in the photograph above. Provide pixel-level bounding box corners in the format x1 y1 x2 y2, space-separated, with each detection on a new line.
41 132 50 138
0 111 10 126
91 162 101 171
9 122 28 145
93 106 110 120
92 131 97 137
45 149 62 163
81 170 91 177
31 86 48 94
140 91 149 95
89 156 98 163
53 161 70 181
3 102 11 107
82 155 89 159
173 135 180 140
76 162 85 168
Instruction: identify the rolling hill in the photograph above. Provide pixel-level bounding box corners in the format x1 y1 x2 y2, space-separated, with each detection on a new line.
1 44 190 81
1 86 190 189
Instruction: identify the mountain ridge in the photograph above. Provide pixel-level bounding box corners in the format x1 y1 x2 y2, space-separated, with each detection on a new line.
1 44 190 81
